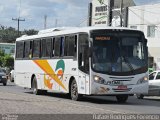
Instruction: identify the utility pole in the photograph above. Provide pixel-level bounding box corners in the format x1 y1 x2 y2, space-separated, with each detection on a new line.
120 0 124 27
44 15 47 29
55 19 58 27
12 18 25 36
109 0 114 26
88 3 92 26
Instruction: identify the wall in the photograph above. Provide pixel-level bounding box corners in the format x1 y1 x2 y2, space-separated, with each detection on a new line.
128 4 160 70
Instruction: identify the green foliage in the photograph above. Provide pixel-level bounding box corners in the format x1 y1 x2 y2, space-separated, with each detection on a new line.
3 55 14 69
0 25 38 43
0 27 18 43
0 50 14 69
23 29 38 35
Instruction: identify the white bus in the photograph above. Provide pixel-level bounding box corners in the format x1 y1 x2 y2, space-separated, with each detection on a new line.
15 27 148 103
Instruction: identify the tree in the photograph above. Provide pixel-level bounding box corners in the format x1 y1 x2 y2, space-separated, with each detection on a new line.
23 29 38 35
0 50 5 67
3 55 14 70
0 25 38 43
0 50 14 69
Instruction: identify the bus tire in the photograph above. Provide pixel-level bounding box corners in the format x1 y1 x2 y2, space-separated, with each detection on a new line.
116 95 128 103
136 94 144 99
70 79 82 101
32 77 41 95
3 82 7 86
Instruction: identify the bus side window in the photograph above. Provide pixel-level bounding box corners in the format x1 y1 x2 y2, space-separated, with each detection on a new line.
74 35 77 57
64 35 77 57
60 37 64 57
29 41 33 59
54 37 61 57
41 39 46 58
16 41 24 59
78 34 89 73
24 41 30 59
52 38 55 57
33 39 41 58
42 38 52 58
46 38 52 57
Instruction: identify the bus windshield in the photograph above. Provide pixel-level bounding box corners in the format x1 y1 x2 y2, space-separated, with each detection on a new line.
91 30 148 75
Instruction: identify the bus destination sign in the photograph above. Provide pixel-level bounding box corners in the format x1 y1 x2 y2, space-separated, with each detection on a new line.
95 36 111 41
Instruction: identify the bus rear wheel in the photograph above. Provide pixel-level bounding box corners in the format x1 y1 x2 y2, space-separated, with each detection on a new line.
116 95 128 103
70 80 82 101
136 94 144 99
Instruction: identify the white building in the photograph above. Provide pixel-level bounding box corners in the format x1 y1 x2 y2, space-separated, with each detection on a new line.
128 3 160 70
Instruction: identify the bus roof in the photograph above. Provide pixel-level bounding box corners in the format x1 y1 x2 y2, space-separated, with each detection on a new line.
16 26 142 41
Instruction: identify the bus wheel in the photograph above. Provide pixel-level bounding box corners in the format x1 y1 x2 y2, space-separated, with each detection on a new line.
70 80 82 101
32 77 41 95
116 95 128 103
3 82 7 86
136 94 144 99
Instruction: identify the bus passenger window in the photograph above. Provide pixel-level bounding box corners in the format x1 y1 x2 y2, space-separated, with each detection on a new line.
60 37 64 57
16 41 24 59
33 40 40 58
64 35 76 57
52 38 55 57
46 38 52 57
78 34 89 73
54 38 61 57
24 41 30 58
74 35 77 57
68 36 76 56
41 39 46 57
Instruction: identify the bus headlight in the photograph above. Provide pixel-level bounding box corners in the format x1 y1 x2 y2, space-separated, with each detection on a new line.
137 76 148 84
93 75 105 84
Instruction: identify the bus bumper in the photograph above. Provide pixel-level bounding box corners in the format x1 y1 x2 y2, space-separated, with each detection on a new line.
91 82 148 95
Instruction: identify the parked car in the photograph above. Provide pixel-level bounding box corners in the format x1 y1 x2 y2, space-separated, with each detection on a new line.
9 70 14 82
136 70 160 99
0 68 7 86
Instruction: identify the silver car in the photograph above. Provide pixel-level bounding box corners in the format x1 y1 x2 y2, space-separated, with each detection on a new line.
0 68 7 86
137 70 160 99
9 70 14 82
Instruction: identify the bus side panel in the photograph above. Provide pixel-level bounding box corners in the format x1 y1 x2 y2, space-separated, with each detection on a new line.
78 71 86 94
58 59 78 93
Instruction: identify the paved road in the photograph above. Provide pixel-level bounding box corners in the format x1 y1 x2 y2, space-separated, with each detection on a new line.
0 81 160 115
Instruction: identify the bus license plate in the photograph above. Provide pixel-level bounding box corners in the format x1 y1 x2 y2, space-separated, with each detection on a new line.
117 85 127 90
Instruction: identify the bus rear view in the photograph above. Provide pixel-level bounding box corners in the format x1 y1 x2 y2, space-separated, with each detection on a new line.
90 29 148 102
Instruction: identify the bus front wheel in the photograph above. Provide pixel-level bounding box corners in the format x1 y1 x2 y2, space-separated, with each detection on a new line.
32 77 42 95
116 95 128 103
70 80 82 101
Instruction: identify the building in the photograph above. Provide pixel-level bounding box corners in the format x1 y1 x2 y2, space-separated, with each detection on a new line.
128 3 160 70
0 43 15 57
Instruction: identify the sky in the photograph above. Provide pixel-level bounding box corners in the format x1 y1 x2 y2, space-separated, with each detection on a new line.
0 0 160 31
